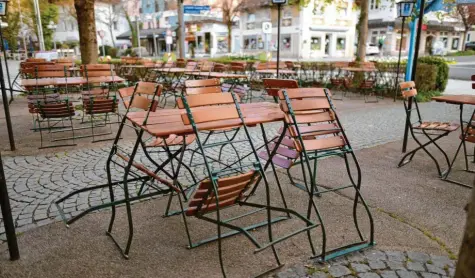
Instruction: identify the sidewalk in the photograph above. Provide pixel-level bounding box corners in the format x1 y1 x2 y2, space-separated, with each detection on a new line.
0 134 467 277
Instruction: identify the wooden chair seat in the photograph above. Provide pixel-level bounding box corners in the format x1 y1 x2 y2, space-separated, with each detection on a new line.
147 134 196 147
413 122 459 132
83 99 118 115
186 171 257 216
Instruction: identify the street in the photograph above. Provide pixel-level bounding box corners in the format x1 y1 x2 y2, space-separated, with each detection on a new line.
449 55 475 81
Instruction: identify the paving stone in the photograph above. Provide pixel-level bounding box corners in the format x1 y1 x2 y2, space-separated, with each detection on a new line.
358 273 380 278
379 270 398 278
406 262 425 272
386 261 406 270
430 255 453 268
365 251 387 262
351 263 371 273
368 261 386 270
310 272 328 278
420 273 441 278
426 264 447 275
407 251 430 263
448 267 455 277
385 251 405 262
347 252 366 263
396 270 418 278
329 265 352 278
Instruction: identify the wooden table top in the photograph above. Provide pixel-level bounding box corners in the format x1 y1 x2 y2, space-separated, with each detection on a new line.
155 68 193 73
127 102 283 138
186 72 248 79
432 95 475 106
256 69 296 75
121 65 158 69
341 67 375 72
21 76 125 87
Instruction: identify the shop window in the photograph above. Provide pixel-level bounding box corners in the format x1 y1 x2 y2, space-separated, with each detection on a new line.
336 37 346 51
244 35 257 50
247 13 256 22
452 38 460 50
311 37 321 51
282 35 291 51
441 37 448 48
282 8 292 26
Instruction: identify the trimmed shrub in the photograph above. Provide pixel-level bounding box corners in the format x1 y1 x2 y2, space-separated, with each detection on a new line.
414 63 438 92
417 56 449 91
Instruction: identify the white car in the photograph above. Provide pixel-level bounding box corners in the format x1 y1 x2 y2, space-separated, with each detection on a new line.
366 43 380 56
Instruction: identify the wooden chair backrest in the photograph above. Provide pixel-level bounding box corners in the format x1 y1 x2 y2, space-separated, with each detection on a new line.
26 58 46 62
399 81 417 98
185 61 198 71
263 78 299 97
83 98 118 115
36 65 68 71
38 101 75 119
186 171 257 216
185 79 221 95
82 64 115 77
35 71 68 78
278 88 330 112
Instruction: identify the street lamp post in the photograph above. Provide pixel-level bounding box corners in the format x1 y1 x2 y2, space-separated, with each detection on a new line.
394 1 415 102
272 0 287 79
0 0 20 262
47 20 57 50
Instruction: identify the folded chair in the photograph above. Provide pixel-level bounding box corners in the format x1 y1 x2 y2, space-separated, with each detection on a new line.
176 91 319 277
82 96 119 142
81 64 116 101
398 81 459 176
117 84 197 198
184 79 243 169
272 87 375 261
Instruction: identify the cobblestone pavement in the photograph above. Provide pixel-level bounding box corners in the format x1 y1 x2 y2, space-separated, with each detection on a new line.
0 100 471 237
275 249 456 278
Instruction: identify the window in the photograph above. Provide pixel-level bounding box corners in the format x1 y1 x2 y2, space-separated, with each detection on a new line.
113 21 118 31
396 37 407 51
370 0 375 9
452 38 460 50
441 37 448 48
336 37 346 50
247 13 256 22
311 37 321 51
468 33 471 42
282 8 292 26
155 0 160 12
243 35 257 50
282 35 291 51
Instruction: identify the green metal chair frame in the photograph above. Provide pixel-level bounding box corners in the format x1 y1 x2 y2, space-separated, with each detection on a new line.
277 87 375 261
177 90 319 277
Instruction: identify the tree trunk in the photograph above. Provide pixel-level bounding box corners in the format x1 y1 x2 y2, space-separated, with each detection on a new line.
227 23 232 53
74 0 98 64
109 26 115 47
356 0 369 62
455 179 475 278
124 11 138 47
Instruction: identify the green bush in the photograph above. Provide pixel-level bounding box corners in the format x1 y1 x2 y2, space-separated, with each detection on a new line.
417 56 449 92
99 45 113 56
415 90 442 102
108 47 118 58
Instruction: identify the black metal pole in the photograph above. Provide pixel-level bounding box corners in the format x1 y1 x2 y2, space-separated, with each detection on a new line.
0 152 20 260
0 27 15 151
276 3 282 78
402 0 425 153
394 17 406 102
0 26 13 103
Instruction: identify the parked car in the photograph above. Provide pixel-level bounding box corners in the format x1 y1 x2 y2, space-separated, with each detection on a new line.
366 43 380 56
465 41 475 51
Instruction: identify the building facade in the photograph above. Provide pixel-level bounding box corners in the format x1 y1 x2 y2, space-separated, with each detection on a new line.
368 0 465 56
54 1 131 49
232 0 357 59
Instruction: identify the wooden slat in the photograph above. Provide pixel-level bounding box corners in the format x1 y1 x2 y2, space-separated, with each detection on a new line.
278 88 326 99
177 93 235 108
280 98 330 112
186 86 222 95
181 106 239 125
402 89 417 98
301 136 346 152
400 81 415 90
136 82 160 96
285 111 334 124
129 95 152 110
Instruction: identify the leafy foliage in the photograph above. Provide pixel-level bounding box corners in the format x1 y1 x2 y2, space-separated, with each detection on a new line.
417 56 450 91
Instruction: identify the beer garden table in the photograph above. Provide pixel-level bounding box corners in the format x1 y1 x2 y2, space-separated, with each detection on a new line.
432 95 475 188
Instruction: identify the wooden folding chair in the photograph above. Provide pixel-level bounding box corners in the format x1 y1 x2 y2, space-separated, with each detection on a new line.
36 99 77 149
274 87 375 261
176 91 319 277
82 96 119 142
81 64 117 101
398 81 459 176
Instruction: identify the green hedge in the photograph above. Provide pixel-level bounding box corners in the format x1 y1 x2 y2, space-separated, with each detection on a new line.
417 56 449 91
414 63 438 92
